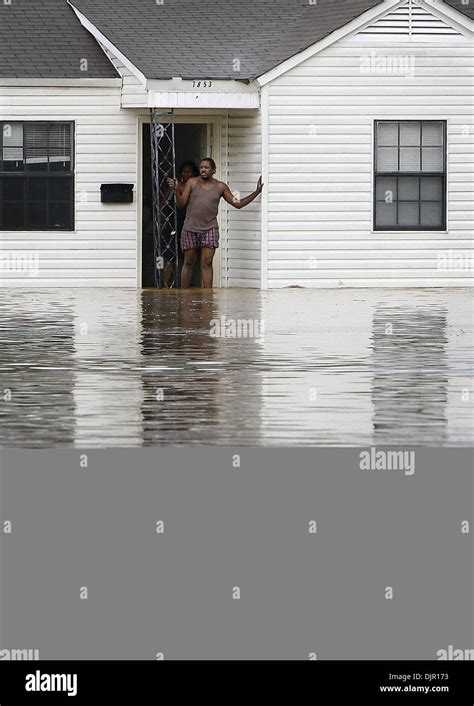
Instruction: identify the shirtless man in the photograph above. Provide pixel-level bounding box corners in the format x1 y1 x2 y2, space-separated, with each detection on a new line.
167 158 263 288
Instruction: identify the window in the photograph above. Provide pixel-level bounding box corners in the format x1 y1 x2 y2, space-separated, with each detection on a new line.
374 120 446 230
0 122 74 231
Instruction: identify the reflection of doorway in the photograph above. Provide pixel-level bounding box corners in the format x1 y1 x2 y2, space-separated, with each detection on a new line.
142 122 209 288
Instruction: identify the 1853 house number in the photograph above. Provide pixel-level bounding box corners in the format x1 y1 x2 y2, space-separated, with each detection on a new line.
192 81 213 88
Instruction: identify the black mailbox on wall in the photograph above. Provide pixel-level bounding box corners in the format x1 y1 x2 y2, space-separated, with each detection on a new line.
100 183 134 204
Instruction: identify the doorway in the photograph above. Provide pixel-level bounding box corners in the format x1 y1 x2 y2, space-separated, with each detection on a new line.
142 122 210 288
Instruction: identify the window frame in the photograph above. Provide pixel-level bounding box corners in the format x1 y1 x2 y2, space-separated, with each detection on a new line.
0 120 75 232
373 119 447 232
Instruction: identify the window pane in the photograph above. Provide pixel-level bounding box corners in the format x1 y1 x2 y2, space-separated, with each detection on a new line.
27 202 48 229
4 202 25 229
49 177 72 201
25 124 48 171
26 152 49 171
400 147 420 171
376 202 397 227
398 177 419 201
49 158 71 172
377 147 398 172
398 202 419 227
422 147 443 172
49 202 72 229
49 124 72 171
422 123 443 146
377 122 399 146
420 202 443 228
376 177 397 202
374 122 446 230
2 177 24 201
0 123 74 231
2 123 23 147
2 147 24 171
400 122 420 146
420 176 443 201
0 177 25 229
27 177 48 201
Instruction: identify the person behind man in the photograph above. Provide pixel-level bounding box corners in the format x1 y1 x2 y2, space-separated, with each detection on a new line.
167 158 263 289
160 160 199 286
162 160 200 238
161 160 200 286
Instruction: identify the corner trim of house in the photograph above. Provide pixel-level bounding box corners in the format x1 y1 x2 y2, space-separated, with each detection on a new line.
67 1 148 87
260 84 269 290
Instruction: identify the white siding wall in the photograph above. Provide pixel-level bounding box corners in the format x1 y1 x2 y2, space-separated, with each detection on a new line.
0 85 138 286
99 43 149 108
266 37 474 287
223 109 262 287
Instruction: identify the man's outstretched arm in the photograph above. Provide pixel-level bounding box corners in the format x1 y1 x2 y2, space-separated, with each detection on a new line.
222 177 264 209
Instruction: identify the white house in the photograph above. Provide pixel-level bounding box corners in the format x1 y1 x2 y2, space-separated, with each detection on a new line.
0 0 473 288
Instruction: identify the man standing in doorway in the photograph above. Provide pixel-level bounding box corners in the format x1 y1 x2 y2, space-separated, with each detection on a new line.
168 158 263 288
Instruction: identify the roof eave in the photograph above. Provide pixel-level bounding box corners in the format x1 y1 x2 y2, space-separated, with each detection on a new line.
423 0 474 30
0 77 122 86
68 0 148 86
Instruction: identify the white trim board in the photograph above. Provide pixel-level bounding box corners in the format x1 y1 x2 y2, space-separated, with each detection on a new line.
260 84 269 291
146 79 259 93
68 1 148 87
146 91 259 109
0 79 122 87
424 0 474 29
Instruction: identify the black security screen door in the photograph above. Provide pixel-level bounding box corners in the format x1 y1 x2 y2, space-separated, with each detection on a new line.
150 109 178 288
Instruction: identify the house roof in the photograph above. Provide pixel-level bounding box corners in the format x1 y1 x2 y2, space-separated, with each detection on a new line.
70 0 387 81
0 0 118 78
0 1 472 82
444 0 474 20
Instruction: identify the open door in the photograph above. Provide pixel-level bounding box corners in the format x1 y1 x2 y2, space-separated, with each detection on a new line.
142 117 211 289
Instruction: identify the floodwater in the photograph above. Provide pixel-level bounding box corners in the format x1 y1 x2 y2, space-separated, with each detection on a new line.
0 288 472 447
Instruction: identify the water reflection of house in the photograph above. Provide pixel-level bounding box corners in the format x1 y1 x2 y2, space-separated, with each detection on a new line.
371 305 448 444
0 294 76 446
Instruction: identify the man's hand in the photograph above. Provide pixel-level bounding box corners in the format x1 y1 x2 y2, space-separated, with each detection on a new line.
166 178 177 190
223 178 264 209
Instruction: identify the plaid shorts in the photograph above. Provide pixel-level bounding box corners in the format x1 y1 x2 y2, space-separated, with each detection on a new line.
180 227 220 252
